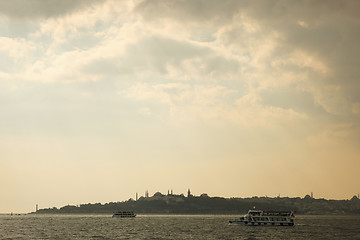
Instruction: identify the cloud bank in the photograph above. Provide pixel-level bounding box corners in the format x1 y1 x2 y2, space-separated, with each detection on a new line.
1 0 360 212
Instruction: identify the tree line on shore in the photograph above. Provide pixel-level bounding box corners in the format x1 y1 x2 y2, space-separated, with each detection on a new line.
35 192 360 215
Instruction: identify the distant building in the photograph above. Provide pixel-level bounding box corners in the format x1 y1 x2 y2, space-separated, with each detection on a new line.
153 192 164 197
304 194 312 200
187 189 192 197
200 193 209 198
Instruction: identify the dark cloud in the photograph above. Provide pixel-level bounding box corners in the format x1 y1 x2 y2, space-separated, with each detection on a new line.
135 0 244 25
136 0 360 24
135 0 360 116
0 0 105 19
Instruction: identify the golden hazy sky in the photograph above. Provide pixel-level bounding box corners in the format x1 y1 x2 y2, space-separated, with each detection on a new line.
1 0 360 213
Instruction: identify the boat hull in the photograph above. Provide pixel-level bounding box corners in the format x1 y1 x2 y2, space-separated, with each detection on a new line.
112 211 136 218
112 215 136 218
229 220 294 226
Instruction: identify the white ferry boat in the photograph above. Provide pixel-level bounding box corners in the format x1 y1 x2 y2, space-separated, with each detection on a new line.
112 211 136 218
229 210 295 226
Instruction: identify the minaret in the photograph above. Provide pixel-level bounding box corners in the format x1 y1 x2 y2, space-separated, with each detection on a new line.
187 188 191 197
36 204 38 212
136 192 138 201
311 192 313 198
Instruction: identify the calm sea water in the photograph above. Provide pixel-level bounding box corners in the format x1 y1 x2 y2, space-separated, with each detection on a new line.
1 214 360 239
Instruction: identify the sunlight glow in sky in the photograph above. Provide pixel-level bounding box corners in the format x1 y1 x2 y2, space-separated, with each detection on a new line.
1 0 360 213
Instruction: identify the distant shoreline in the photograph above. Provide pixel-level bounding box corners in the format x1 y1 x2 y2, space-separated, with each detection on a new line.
33 193 360 215
8 212 360 216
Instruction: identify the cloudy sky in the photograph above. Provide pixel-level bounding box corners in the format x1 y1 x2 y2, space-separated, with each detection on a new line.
1 0 359 213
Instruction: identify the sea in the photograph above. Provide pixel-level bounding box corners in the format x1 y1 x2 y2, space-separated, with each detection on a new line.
1 214 360 239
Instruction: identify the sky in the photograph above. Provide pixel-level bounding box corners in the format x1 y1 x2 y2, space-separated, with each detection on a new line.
1 0 359 213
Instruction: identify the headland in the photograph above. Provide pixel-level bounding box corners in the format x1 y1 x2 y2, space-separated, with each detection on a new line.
34 191 360 215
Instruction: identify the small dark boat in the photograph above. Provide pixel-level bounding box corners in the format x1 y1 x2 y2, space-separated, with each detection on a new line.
112 211 136 218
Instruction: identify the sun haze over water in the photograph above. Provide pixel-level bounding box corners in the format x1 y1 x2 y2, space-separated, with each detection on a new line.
1 0 360 213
